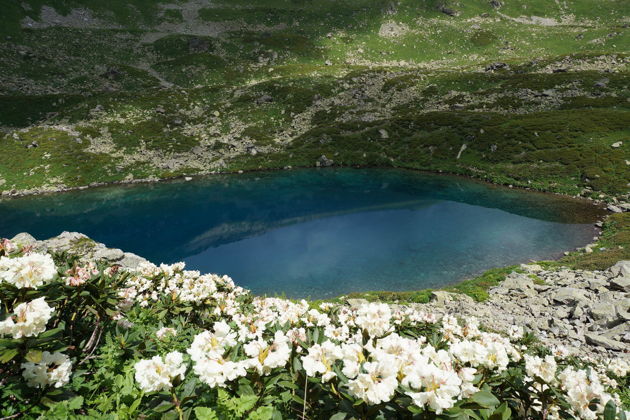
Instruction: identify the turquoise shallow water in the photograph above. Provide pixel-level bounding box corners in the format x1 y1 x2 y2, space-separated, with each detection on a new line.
0 169 602 298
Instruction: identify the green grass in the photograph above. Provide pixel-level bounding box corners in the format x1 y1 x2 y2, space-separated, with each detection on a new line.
543 212 630 271
338 265 521 303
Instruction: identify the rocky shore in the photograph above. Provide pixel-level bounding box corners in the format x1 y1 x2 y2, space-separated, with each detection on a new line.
413 263 629 359
8 231 629 361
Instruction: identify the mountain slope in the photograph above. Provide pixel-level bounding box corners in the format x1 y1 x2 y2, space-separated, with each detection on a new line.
0 0 628 198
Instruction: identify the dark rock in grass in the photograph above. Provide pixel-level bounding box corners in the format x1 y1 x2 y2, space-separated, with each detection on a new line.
255 94 274 105
485 62 509 72
101 67 122 80
489 0 502 8
438 5 458 16
188 37 210 53
316 155 334 167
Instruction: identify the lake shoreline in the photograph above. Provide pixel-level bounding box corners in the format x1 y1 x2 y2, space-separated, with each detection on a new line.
0 162 614 211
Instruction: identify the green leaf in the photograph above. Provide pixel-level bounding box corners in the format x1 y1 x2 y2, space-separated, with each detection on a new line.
25 349 43 363
471 390 500 408
194 407 219 420
154 401 175 413
0 348 19 363
489 402 511 420
38 326 63 339
248 406 275 420
330 413 347 420
603 400 616 420
278 380 299 390
67 396 84 410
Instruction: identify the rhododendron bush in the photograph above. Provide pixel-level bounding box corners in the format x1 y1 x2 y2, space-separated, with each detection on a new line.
1 239 629 419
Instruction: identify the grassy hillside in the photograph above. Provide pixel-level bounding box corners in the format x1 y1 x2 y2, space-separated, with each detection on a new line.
0 0 628 198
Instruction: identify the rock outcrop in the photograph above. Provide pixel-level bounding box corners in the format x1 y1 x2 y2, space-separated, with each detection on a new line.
11 231 147 270
415 264 629 359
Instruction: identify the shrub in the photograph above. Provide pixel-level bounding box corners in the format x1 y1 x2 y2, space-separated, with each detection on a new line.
0 239 628 419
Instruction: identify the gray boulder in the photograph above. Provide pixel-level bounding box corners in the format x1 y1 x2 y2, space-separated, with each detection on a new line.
589 302 617 325
316 155 334 167
10 232 37 246
553 287 588 305
609 261 630 278
10 232 47 253
585 333 626 351
93 247 124 262
46 231 91 252
610 277 630 293
119 252 148 269
430 291 474 306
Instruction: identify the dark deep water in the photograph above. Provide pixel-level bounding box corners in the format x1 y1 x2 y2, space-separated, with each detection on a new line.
0 169 603 298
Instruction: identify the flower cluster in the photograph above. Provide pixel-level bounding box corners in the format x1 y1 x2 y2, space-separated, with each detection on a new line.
0 249 75 392
1 246 627 419
0 297 54 339
134 351 187 392
21 351 72 388
0 253 57 289
64 261 98 286
119 261 246 307
131 282 630 419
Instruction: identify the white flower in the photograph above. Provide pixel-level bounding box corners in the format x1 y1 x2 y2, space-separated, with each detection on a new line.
22 351 72 388
507 325 524 340
156 327 177 340
525 354 557 384
188 322 237 362
449 340 486 367
440 315 462 341
550 345 571 358
355 303 391 337
481 341 510 371
606 359 629 377
302 341 343 382
0 297 54 339
458 367 478 398
0 253 56 289
403 363 462 414
347 357 399 404
134 351 187 392
244 331 292 375
559 366 612 420
341 343 365 379
193 358 247 388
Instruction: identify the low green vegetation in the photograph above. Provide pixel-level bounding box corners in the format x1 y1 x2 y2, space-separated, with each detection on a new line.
342 266 521 304
1 243 628 419
551 212 630 271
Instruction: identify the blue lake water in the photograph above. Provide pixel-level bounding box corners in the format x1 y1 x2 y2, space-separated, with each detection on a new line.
0 169 603 298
